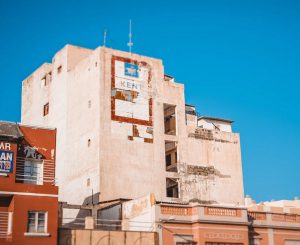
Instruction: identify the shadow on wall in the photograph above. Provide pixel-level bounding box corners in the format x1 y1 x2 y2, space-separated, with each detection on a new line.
60 192 126 231
60 192 100 229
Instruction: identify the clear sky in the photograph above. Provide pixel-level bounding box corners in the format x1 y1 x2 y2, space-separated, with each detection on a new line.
0 0 299 202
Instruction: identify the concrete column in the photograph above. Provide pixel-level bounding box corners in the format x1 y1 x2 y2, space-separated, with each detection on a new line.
7 212 13 235
267 228 274 245
85 216 95 229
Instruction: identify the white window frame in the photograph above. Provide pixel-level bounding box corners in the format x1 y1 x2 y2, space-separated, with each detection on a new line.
24 211 49 237
23 159 43 185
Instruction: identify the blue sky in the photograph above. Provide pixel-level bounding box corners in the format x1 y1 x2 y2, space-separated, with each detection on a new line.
0 0 299 202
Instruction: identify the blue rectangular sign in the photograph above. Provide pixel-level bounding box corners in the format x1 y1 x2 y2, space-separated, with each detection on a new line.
124 62 139 78
0 151 14 173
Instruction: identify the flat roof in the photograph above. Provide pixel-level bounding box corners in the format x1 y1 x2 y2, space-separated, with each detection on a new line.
198 116 234 124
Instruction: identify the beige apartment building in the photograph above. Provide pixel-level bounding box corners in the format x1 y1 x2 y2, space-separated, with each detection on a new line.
21 45 244 207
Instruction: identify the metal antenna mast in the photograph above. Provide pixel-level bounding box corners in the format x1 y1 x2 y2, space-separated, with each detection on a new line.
103 29 107 47
127 19 133 53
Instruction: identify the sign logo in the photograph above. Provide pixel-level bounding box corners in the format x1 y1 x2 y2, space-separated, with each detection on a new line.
0 151 14 173
125 63 139 78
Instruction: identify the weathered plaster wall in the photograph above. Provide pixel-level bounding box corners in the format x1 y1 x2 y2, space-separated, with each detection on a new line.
180 128 244 205
21 45 100 205
21 45 245 207
99 48 166 202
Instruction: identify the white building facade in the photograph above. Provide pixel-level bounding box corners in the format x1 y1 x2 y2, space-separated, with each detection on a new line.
21 45 245 206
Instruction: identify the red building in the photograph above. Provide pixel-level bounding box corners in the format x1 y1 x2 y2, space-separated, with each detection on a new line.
0 121 58 245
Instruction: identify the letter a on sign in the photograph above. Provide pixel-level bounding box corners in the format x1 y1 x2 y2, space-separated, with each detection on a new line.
0 151 14 173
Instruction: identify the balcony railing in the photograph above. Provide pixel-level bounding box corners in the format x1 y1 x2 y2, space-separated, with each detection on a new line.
248 211 267 221
248 211 300 224
61 217 154 231
0 212 12 239
205 207 241 217
15 157 56 185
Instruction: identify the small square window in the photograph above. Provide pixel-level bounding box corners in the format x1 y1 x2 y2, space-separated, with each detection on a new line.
27 211 47 233
43 103 49 116
57 65 62 74
42 72 52 86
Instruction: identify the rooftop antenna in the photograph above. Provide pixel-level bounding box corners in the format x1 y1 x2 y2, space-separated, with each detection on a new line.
127 19 133 53
103 29 107 47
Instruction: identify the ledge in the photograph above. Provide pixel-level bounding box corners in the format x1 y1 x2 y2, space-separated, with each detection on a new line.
24 232 50 237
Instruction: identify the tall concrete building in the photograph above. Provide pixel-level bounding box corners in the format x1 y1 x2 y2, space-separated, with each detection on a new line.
21 45 244 207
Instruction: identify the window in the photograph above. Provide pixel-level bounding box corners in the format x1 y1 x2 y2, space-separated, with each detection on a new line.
57 65 62 74
164 104 177 135
27 211 47 233
166 178 179 198
42 72 52 86
165 154 171 166
23 160 43 185
43 103 49 116
165 141 178 172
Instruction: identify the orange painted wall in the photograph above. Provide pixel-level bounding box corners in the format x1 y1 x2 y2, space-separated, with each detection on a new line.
1 195 58 245
0 125 58 245
251 227 300 245
0 125 58 194
161 222 249 245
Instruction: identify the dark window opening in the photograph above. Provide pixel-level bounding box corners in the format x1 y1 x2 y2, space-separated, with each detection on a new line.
164 104 176 135
57 65 62 74
165 141 177 172
165 154 171 167
43 103 49 116
166 178 179 198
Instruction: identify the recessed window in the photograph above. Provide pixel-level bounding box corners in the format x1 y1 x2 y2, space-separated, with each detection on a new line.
43 103 49 116
57 65 62 74
164 104 177 135
42 72 52 86
165 141 178 172
88 100 91 108
166 178 179 198
88 139 91 147
27 211 47 233
23 160 43 185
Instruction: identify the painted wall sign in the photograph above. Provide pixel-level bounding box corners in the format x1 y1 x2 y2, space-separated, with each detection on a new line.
115 77 143 92
123 193 155 219
111 56 153 143
124 62 139 78
205 233 244 240
0 149 14 173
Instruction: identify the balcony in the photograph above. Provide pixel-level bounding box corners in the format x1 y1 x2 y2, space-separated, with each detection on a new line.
15 157 56 185
0 212 12 239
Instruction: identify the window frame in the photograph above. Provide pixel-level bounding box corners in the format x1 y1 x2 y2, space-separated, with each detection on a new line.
43 102 49 116
23 159 44 185
26 211 48 234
